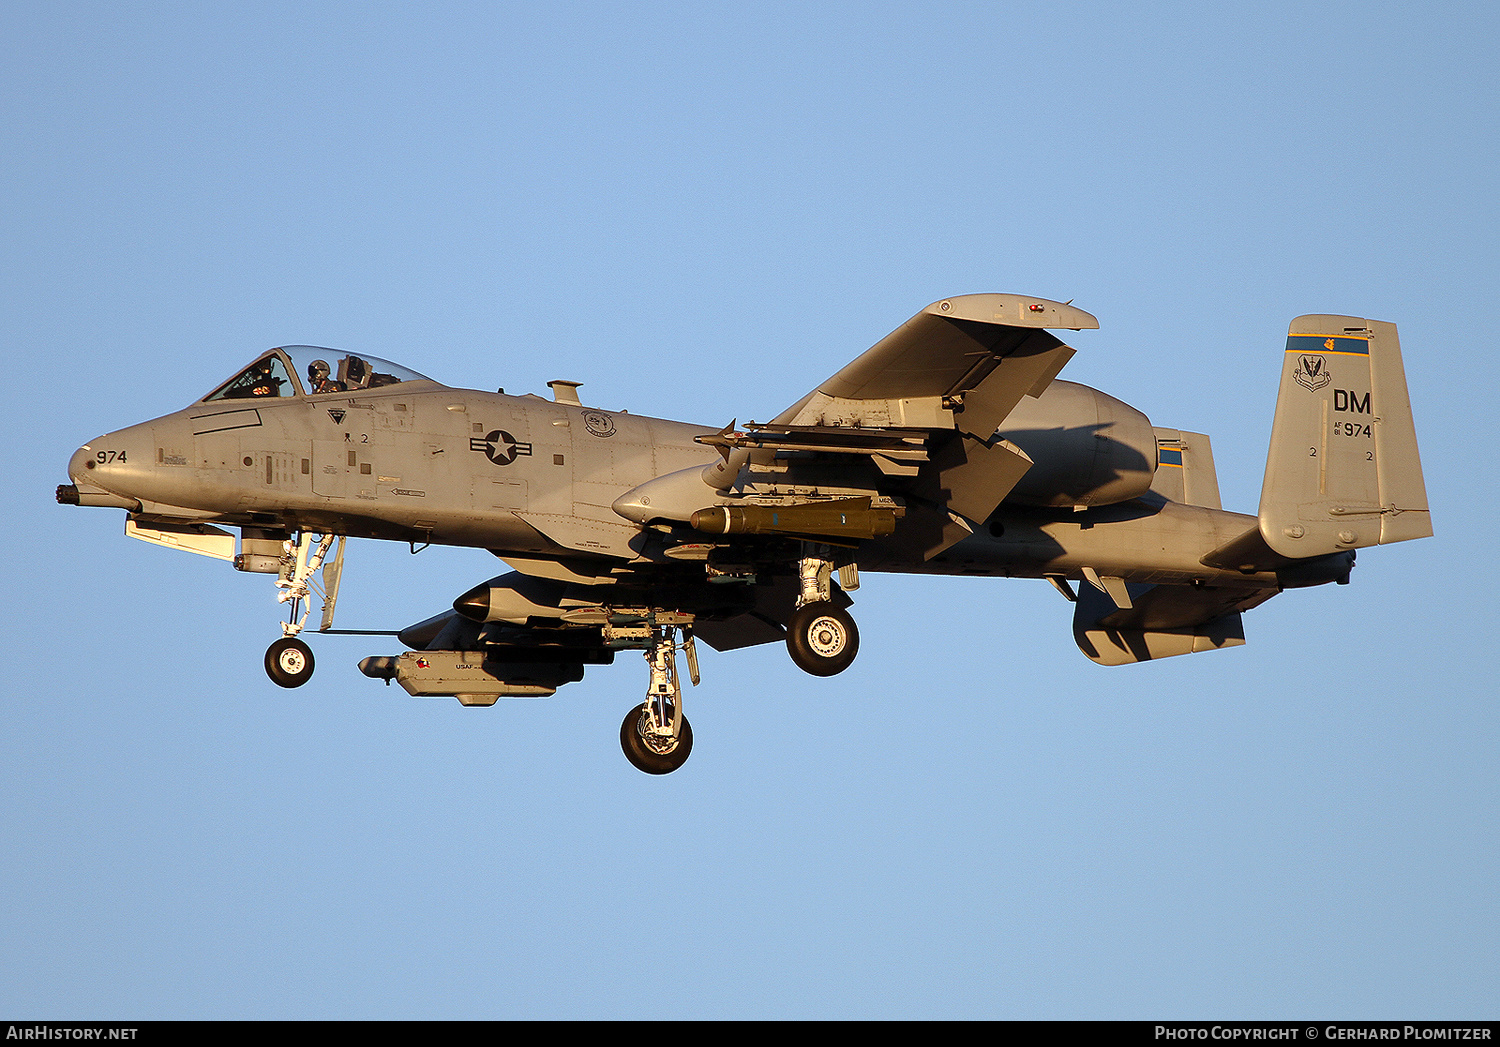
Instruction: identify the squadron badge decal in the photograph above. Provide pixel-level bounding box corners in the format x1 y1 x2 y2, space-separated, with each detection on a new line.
1294 354 1331 391
583 411 616 438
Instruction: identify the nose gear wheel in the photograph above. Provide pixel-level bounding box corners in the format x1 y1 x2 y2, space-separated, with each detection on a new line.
619 623 696 774
620 701 694 774
265 637 315 688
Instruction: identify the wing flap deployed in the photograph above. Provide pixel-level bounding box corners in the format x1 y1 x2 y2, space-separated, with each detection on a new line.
759 294 1093 561
920 436 1034 524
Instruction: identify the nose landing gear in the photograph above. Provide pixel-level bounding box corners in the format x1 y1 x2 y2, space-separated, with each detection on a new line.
620 701 694 775
260 531 344 687
620 623 697 774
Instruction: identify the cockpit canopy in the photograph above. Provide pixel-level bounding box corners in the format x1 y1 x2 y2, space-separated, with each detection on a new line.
202 346 436 402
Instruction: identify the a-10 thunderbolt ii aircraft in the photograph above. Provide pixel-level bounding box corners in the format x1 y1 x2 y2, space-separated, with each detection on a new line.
59 294 1431 773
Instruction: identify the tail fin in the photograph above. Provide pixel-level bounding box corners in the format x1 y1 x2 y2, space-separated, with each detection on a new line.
1259 315 1431 558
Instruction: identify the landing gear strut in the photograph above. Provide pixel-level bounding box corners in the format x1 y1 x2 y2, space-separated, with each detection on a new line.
261 531 343 687
620 624 696 774
785 546 859 677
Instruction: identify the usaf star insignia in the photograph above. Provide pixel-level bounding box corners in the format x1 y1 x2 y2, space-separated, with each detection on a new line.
470 429 533 466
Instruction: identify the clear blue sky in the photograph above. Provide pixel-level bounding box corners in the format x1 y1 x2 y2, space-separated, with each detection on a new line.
3 1 1496 1018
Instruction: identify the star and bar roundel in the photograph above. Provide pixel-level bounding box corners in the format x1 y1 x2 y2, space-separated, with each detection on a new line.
469 429 533 466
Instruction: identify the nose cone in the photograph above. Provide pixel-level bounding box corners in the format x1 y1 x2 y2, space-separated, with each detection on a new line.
67 442 103 486
68 422 153 495
61 435 147 510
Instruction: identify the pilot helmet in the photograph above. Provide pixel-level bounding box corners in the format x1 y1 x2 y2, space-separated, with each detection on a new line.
309 360 331 384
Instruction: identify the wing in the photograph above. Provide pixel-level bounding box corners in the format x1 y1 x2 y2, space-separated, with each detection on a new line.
358 562 816 701
753 294 1098 560
771 293 1097 440
611 294 1100 567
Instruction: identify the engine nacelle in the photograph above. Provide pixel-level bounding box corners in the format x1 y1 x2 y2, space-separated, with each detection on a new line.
996 380 1158 508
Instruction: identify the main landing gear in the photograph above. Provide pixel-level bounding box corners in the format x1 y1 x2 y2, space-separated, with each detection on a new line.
620 623 698 774
785 547 859 677
787 602 858 676
262 532 344 689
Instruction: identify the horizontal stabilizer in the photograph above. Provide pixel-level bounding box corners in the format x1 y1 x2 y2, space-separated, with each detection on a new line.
1072 577 1275 666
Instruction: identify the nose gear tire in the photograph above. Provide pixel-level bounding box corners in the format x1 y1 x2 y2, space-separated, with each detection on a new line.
620 703 693 774
265 637 315 688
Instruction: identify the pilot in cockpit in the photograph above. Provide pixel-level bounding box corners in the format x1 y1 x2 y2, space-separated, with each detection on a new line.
308 359 346 394
245 360 280 397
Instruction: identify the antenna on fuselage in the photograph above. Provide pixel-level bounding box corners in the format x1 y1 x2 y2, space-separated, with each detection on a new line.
547 380 582 406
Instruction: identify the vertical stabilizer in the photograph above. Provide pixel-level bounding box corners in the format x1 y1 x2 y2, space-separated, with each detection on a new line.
1259 315 1431 558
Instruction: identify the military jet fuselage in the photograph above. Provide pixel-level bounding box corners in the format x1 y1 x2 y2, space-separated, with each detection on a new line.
61 295 1431 772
